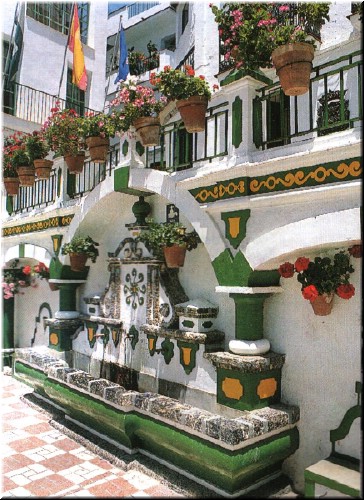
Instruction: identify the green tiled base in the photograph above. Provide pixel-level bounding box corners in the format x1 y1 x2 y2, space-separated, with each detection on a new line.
217 367 282 411
14 361 298 495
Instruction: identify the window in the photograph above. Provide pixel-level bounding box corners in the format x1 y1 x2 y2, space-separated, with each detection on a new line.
2 40 15 115
66 68 85 115
108 2 130 16
174 127 193 168
266 91 290 149
106 33 118 78
181 3 189 34
27 3 89 44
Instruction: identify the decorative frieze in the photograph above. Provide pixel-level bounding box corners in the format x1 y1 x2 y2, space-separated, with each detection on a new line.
2 215 74 237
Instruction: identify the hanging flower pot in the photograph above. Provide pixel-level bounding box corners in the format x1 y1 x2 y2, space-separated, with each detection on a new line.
271 42 315 96
17 166 36 186
34 159 54 180
3 177 20 196
85 136 109 163
310 293 334 316
133 116 160 147
69 253 88 272
64 152 85 174
176 95 208 133
163 245 187 268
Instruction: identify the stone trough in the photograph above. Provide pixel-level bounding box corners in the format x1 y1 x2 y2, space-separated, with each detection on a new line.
13 347 299 497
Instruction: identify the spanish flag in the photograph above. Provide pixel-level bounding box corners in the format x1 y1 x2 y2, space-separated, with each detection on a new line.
68 4 87 90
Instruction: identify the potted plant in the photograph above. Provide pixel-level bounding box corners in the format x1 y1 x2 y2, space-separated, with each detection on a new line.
2 260 34 299
140 220 200 268
79 111 126 163
42 104 86 173
8 132 35 187
2 134 20 195
25 131 53 179
22 261 58 291
210 2 330 96
150 65 212 133
61 236 100 272
278 250 356 316
111 76 167 146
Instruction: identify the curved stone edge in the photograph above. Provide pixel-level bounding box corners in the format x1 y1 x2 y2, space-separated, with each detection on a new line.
13 348 299 450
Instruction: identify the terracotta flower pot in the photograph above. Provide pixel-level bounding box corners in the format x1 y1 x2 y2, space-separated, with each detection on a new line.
310 293 334 316
34 159 54 180
64 152 86 174
3 177 20 196
85 136 109 163
133 116 160 147
271 42 315 96
17 166 36 186
163 245 187 268
176 95 208 133
69 253 88 272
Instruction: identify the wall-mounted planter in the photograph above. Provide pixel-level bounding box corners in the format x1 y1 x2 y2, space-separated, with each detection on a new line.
34 159 53 179
271 42 314 96
85 136 109 163
310 293 334 316
163 245 186 268
17 165 35 186
3 177 20 196
176 95 208 133
64 152 85 174
133 116 160 147
69 253 88 272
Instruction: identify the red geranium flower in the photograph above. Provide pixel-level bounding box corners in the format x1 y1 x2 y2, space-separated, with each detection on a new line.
336 284 355 300
348 245 362 258
302 285 319 302
22 265 32 275
294 257 310 272
278 262 295 278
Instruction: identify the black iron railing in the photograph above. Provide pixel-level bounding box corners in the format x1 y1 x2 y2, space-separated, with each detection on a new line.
2 82 96 125
176 47 195 71
129 54 160 76
11 169 58 214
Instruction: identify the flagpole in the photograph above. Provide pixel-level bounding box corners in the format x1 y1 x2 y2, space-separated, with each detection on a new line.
104 14 123 111
57 3 75 100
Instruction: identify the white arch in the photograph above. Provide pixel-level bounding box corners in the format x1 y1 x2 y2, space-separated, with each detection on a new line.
4 244 52 266
245 207 361 270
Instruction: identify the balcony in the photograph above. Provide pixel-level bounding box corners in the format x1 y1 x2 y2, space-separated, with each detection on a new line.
3 49 362 217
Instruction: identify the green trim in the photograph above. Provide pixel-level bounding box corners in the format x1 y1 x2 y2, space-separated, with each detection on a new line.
19 243 25 258
253 96 263 148
190 157 362 204
147 334 157 356
51 235 63 257
212 249 252 286
59 283 79 312
57 167 62 197
136 141 145 156
221 68 272 87
67 170 76 198
232 96 242 148
330 405 361 445
177 340 199 375
6 194 13 215
128 325 139 350
221 209 250 249
230 293 268 341
114 166 150 196
217 367 282 411
160 337 174 364
248 270 281 287
111 327 121 348
14 361 299 495
85 321 97 348
122 140 129 156
2 298 14 367
182 320 194 328
2 215 74 237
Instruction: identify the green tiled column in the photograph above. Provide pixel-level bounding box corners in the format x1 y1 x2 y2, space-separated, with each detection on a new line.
230 293 268 340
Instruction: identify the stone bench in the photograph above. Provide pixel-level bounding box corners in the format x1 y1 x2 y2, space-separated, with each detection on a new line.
304 381 361 498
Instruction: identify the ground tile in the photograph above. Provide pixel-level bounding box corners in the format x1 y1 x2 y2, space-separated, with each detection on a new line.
123 469 159 490
145 483 186 497
25 472 76 496
87 477 138 497
53 437 84 452
39 451 84 472
8 436 47 453
23 422 54 435
2 454 35 473
22 443 65 462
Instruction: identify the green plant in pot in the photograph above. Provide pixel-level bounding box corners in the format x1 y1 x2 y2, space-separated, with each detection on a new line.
2 133 21 195
25 131 53 179
78 111 126 163
140 221 200 268
9 135 35 187
61 236 100 272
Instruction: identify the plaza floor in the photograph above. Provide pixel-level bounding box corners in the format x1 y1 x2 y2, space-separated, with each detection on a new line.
1 370 300 498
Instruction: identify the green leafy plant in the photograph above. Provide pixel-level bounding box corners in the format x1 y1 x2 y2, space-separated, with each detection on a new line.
150 65 212 101
3 131 32 172
42 103 85 157
111 77 167 129
210 2 330 71
78 111 127 139
278 250 355 302
140 221 200 259
25 131 50 162
61 236 100 262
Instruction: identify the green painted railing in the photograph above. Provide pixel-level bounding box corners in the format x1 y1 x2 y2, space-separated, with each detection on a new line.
254 51 362 150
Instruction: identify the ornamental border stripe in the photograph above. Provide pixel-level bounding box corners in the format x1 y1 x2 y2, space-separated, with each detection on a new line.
190 158 361 204
2 215 75 237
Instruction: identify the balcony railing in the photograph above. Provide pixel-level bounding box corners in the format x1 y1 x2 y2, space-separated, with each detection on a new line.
7 148 119 216
2 82 95 125
255 51 362 149
129 54 160 76
176 47 195 71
